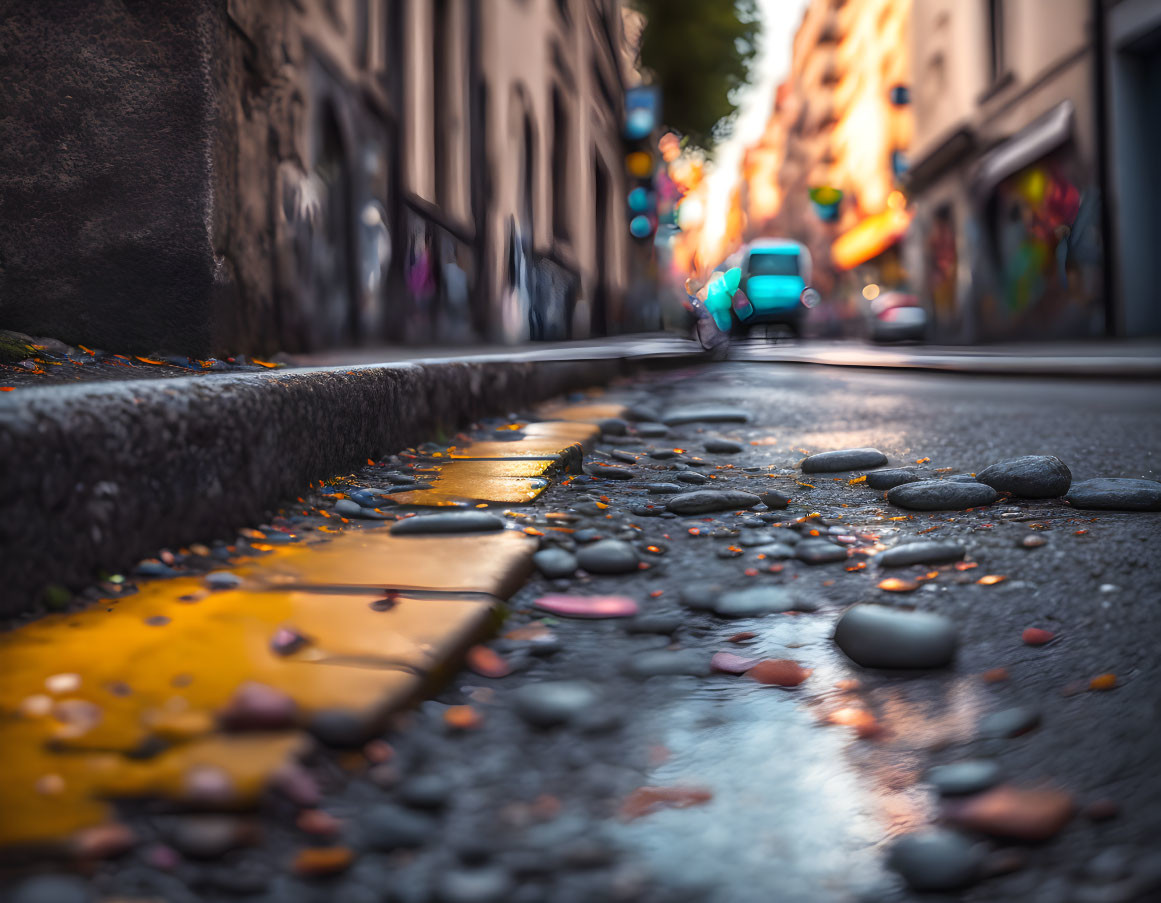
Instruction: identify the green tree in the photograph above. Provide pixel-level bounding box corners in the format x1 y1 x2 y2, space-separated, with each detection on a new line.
632 0 762 150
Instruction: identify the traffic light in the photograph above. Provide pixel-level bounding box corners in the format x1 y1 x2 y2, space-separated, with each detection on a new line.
624 86 661 241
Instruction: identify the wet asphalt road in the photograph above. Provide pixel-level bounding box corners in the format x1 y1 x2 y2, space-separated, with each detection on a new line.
17 361 1161 903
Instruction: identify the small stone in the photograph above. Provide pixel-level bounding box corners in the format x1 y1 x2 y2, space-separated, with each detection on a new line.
512 681 600 727
399 774 452 810
675 472 709 485
610 449 640 464
1021 535 1047 548
865 468 920 490
942 786 1074 841
876 541 966 567
293 846 355 877
576 539 639 574
359 804 436 851
627 650 712 678
713 586 816 616
205 571 242 590
888 829 983 892
833 604 958 669
624 613 682 634
801 448 888 473
532 548 577 579
750 542 796 559
308 709 372 747
583 463 635 480
598 418 629 436
710 651 760 674
927 760 1003 796
795 539 848 565
334 498 388 519
1066 478 1161 511
635 422 669 438
747 659 810 687
134 559 177 578
628 503 665 517
704 438 743 454
642 482 684 494
888 480 999 511
11 876 93 903
678 583 722 611
391 512 505 534
270 626 311 656
976 455 1071 498
167 815 258 859
648 448 677 460
1085 799 1120 822
662 406 750 425
666 490 761 515
349 488 393 508
978 706 1041 739
218 681 297 731
434 867 514 903
759 490 789 509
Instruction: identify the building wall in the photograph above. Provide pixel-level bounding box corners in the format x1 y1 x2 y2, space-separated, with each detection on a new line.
907 0 1106 342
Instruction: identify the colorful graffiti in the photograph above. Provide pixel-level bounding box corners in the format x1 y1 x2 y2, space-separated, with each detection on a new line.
924 206 957 327
987 150 1103 337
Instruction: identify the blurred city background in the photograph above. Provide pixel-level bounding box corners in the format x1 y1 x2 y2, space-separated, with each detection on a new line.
1 0 1159 356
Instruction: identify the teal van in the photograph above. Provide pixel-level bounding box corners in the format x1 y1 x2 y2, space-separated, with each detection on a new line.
729 239 819 336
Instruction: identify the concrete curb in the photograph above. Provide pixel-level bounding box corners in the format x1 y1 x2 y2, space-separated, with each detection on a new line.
0 353 696 615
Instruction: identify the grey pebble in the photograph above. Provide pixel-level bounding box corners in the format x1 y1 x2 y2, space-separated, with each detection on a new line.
865 468 920 490
676 472 709 485
635 422 670 438
533 548 577 579
876 541 966 567
888 830 983 892
834 604 958 669
714 586 817 617
626 649 712 678
978 706 1041 739
512 681 601 728
759 490 790 509
704 438 743 454
795 539 849 565
802 448 888 473
977 455 1071 498
391 511 505 535
576 539 639 574
662 406 750 425
666 489 760 515
1066 478 1161 511
888 480 999 511
926 760 1002 796
359 804 437 851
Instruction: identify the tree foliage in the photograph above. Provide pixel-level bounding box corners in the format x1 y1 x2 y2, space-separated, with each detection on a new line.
632 0 762 150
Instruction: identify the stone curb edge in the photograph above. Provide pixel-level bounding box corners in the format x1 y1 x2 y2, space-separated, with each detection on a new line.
0 352 700 616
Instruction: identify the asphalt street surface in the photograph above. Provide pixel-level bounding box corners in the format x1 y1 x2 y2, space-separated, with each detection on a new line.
8 361 1161 903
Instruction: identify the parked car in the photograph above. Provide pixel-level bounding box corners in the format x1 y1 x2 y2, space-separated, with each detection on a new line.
867 291 928 343
728 239 820 337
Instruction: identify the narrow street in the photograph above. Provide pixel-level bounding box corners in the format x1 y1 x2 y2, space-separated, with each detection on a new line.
6 360 1159 902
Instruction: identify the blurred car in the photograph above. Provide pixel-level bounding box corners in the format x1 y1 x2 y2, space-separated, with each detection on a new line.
728 239 820 337
867 291 928 342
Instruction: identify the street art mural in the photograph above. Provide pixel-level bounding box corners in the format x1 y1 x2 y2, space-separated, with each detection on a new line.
984 150 1104 338
924 205 958 331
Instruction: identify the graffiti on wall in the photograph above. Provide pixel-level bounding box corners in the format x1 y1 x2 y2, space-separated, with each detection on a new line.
924 205 958 329
985 149 1103 337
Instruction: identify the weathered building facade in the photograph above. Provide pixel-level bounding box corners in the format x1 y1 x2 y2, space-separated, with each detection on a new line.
0 0 631 355
905 0 1160 342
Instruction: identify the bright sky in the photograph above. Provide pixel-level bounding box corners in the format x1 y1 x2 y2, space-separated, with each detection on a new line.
699 0 811 258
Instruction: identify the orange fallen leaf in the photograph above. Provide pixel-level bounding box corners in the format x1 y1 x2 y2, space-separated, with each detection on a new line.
293 846 354 876
0 387 13 392
619 786 713 820
977 574 1007 585
444 705 484 730
954 561 978 570
253 359 280 368
827 707 883 739
981 667 1010 683
1089 673 1117 691
135 356 165 365
878 577 918 593
915 457 931 464
466 645 512 679
943 786 1074 842
847 475 867 485
1022 628 1055 646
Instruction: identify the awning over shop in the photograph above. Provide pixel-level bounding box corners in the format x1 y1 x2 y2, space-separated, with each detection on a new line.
831 206 913 271
971 100 1074 202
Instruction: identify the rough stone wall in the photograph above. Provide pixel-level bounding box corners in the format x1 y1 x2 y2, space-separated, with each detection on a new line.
0 0 232 356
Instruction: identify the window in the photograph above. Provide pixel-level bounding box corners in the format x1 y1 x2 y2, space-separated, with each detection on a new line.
747 253 800 277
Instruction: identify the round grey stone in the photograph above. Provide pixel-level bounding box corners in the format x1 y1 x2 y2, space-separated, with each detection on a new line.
662 406 751 425
666 490 761 515
399 774 453 810
360 804 436 851
675 472 709 485
1066 478 1161 511
834 604 958 669
795 539 848 565
576 539 638 574
334 498 389 519
434 867 514 903
642 482 684 494
533 548 577 579
887 480 999 511
978 706 1041 739
749 542 796 559
626 650 712 678
865 468 920 490
308 708 371 747
635 422 669 438
714 586 816 617
390 512 505 535
704 438 743 454
679 583 722 611
512 681 600 727
876 541 966 567
597 418 628 436
759 490 789 509
888 830 983 892
977 455 1072 498
802 448 888 473
625 613 683 634
12 875 93 903
582 463 635 480
926 760 1003 796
